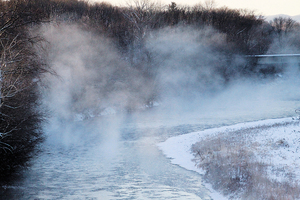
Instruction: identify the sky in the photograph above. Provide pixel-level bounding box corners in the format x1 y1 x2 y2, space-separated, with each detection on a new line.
90 0 300 16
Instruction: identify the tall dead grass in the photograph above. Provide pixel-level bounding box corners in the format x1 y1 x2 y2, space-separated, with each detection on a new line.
192 121 300 200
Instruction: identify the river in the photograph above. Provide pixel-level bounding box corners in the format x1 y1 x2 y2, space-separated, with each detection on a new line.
1 97 300 199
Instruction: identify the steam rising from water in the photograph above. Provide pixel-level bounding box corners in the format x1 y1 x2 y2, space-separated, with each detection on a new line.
147 27 228 98
39 23 300 146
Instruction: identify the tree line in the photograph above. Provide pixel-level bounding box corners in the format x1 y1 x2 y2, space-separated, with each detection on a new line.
0 0 299 182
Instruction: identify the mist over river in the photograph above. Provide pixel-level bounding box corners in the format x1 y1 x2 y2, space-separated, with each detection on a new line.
3 21 300 200
1 2 300 199
1 97 300 199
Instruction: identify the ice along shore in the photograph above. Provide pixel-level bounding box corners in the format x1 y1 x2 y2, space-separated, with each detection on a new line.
158 117 300 200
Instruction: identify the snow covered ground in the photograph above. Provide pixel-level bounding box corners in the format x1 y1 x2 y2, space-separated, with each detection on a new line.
157 117 300 199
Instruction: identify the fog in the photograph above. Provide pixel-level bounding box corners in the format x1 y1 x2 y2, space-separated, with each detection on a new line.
38 22 300 148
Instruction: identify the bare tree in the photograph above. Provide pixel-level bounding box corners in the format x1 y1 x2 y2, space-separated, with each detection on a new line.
122 0 163 67
204 0 217 11
0 0 49 180
268 17 300 53
123 0 163 47
121 0 163 108
271 17 296 35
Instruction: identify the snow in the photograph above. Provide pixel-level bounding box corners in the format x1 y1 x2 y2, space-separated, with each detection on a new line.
74 113 86 121
73 107 117 121
100 107 117 116
157 117 300 199
246 54 300 57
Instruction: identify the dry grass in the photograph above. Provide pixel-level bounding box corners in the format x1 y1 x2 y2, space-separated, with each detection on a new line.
191 121 300 200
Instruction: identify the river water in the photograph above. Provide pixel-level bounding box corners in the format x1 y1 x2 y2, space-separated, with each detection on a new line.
1 97 300 199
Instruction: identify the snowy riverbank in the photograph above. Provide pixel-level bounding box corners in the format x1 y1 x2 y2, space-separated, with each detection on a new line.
157 117 300 199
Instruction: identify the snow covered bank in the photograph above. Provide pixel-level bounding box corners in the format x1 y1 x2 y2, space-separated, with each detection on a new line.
157 117 300 199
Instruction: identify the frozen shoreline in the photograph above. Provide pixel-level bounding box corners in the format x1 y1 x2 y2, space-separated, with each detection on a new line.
157 117 298 200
